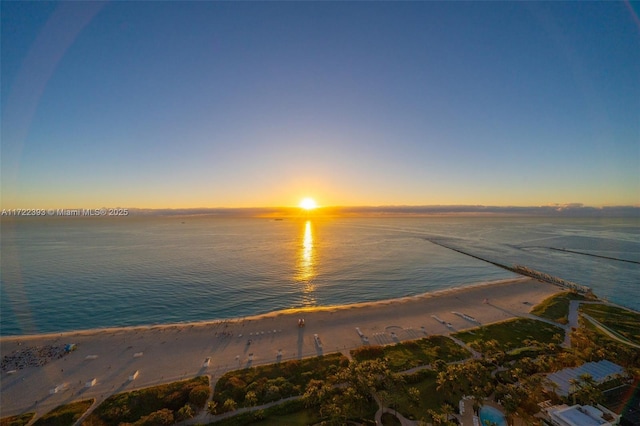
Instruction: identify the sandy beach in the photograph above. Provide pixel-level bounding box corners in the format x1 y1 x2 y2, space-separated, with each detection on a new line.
0 277 561 418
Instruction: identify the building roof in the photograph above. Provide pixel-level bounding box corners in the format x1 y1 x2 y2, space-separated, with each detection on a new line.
546 360 625 397
550 405 610 426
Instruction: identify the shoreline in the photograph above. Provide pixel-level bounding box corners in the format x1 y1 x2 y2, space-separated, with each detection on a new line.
1 277 530 341
1 277 561 418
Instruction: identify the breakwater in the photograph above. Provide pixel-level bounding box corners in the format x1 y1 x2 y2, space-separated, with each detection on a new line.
427 239 592 295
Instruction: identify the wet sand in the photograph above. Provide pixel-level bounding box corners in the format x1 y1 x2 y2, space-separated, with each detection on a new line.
0 277 560 418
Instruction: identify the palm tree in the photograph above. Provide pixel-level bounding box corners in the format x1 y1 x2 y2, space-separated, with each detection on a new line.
441 403 455 423
573 373 603 405
568 378 581 405
244 390 258 407
176 404 194 421
436 369 458 402
407 387 421 406
222 398 237 413
206 400 218 416
427 409 448 426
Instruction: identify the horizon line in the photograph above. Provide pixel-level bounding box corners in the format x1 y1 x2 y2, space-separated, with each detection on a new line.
5 204 638 218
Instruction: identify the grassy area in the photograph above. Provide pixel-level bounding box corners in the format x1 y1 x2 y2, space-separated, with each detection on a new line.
453 318 564 352
530 291 588 324
580 304 640 345
213 353 348 409
351 336 470 372
84 376 209 426
0 413 35 426
32 399 93 426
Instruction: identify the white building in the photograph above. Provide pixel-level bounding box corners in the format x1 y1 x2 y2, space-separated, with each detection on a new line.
546 404 620 426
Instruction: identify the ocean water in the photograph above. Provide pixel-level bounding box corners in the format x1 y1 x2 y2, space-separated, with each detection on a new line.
1 216 638 336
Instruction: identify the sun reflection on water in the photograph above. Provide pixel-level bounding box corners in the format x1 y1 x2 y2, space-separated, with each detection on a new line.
297 220 316 305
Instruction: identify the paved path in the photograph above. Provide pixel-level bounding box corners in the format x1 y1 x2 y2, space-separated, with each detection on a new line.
581 314 640 349
186 395 302 425
374 394 418 426
567 300 640 349
448 335 482 359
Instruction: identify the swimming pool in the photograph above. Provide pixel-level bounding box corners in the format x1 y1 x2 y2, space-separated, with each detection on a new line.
479 405 507 426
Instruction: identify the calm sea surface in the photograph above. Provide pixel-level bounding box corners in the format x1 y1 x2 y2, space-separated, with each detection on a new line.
1 216 638 336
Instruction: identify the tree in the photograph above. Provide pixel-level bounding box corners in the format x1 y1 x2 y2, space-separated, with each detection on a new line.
408 387 421 406
302 379 331 408
244 390 258 407
571 373 603 406
436 367 460 402
222 398 237 413
188 385 210 407
434 359 448 372
426 409 456 426
176 404 194 421
496 383 524 425
206 400 218 416
321 399 346 425
253 409 266 421
135 409 174 426
441 403 455 423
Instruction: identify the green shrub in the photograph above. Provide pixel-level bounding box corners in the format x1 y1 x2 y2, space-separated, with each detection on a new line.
33 399 93 426
0 413 35 426
213 353 347 407
134 409 173 426
84 376 208 426
189 385 210 407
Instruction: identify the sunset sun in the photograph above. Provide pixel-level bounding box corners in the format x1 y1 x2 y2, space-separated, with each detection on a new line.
299 197 317 210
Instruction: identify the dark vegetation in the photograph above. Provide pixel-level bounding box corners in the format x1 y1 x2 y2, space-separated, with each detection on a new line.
212 353 348 411
84 376 209 426
32 400 93 426
208 399 322 426
580 304 640 345
0 413 35 426
574 318 640 372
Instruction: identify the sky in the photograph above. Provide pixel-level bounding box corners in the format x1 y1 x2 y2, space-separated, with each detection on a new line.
2 1 639 210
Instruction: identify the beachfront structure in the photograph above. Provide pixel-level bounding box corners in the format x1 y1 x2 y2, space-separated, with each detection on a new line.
545 404 620 426
546 360 627 397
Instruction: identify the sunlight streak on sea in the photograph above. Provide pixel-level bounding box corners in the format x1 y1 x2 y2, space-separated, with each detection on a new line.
1 216 638 335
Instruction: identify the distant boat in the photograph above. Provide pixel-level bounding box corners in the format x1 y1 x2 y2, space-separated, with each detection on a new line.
274 218 283 221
